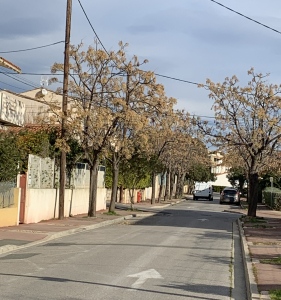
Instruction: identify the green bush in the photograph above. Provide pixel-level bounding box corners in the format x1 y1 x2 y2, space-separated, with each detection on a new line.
262 187 281 210
212 186 226 193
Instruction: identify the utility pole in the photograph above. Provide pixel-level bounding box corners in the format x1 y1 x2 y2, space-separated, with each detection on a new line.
59 0 72 219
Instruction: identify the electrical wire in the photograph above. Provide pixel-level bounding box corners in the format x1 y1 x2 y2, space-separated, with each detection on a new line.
1 72 38 89
0 67 40 89
210 0 281 35
77 0 201 87
0 70 203 86
77 0 109 56
78 0 281 92
0 79 26 91
154 74 199 85
0 41 65 54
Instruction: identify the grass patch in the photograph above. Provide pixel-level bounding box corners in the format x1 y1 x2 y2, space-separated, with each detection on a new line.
103 211 120 216
252 263 259 292
260 256 281 265
250 224 273 229
270 290 281 300
253 242 279 246
244 217 267 224
127 208 139 212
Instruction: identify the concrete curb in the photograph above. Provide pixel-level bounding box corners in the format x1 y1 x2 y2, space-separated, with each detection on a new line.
0 213 156 256
237 219 261 300
223 210 245 215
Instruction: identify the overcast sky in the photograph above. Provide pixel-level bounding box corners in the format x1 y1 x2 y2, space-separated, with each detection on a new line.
1 0 281 118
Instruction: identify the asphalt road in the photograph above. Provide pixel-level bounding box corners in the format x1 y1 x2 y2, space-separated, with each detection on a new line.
0 193 247 300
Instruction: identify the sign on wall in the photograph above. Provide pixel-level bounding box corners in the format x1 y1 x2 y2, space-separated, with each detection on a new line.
0 92 25 127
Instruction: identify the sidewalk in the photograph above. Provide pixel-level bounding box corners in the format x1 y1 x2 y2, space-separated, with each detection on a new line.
0 199 185 256
231 200 281 299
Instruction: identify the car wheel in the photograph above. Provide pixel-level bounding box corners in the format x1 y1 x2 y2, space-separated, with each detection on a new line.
209 195 213 201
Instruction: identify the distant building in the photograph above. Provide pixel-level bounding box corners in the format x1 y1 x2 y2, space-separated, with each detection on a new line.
209 152 232 187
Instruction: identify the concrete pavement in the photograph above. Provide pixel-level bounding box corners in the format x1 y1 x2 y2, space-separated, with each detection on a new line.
0 199 185 255
0 194 247 300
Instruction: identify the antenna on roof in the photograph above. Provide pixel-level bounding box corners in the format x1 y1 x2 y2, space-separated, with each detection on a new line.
40 76 49 88
35 76 49 99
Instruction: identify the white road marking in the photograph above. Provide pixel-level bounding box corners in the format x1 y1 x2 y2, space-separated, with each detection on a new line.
197 219 209 222
128 269 163 289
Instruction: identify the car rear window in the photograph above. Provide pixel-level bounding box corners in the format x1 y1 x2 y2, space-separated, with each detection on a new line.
224 190 237 195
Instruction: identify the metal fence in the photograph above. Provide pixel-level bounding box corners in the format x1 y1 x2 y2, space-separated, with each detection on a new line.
27 154 105 189
0 181 16 208
28 154 55 189
70 164 104 189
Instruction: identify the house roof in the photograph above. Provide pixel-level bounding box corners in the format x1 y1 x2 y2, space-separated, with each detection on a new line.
2 124 59 134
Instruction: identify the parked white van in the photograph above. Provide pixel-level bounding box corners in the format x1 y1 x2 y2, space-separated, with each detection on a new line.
193 182 213 201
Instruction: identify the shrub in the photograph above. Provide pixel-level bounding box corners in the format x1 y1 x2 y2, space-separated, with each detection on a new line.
262 187 281 210
212 186 226 193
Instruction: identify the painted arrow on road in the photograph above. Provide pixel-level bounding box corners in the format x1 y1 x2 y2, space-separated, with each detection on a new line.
128 269 163 289
197 219 208 222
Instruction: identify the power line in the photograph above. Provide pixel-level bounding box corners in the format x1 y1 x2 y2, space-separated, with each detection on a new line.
0 41 65 54
210 0 281 35
77 0 206 88
0 72 56 75
0 70 203 86
1 72 38 89
0 67 40 89
154 74 199 85
77 0 109 56
0 79 26 91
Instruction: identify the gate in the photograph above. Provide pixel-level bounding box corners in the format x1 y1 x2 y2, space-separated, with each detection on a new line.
19 174 27 224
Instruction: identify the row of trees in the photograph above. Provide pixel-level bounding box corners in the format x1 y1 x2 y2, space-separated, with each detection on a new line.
198 68 281 217
42 41 212 216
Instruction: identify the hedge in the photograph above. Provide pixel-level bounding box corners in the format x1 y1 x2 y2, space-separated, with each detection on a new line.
262 187 281 210
212 186 226 193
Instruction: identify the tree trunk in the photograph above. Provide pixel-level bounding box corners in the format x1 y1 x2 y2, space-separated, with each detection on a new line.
158 170 166 202
119 184 124 203
109 153 119 212
175 172 185 199
247 173 259 217
169 171 175 200
175 172 180 199
88 154 100 217
180 172 186 197
151 172 156 204
164 168 170 201
129 188 135 210
187 179 194 194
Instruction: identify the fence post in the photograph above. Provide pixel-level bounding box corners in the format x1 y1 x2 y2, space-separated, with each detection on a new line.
270 177 273 208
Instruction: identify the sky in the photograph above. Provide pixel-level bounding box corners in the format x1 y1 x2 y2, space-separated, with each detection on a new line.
1 0 281 119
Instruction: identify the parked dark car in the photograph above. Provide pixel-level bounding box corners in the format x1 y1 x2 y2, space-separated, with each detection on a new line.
220 188 240 205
